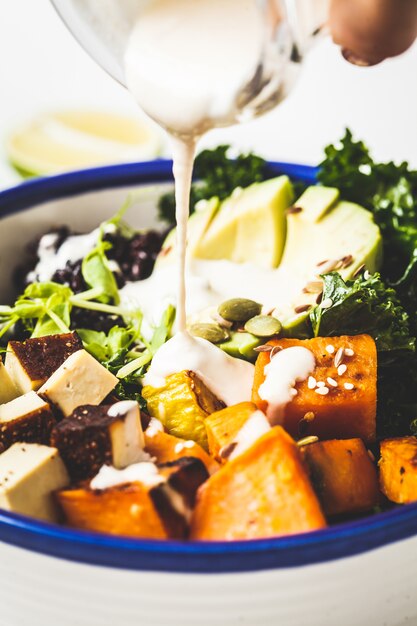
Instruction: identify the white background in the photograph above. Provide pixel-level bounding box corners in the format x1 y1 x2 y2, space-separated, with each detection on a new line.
1 0 417 188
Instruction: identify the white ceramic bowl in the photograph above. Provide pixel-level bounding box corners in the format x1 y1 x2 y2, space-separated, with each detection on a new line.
0 162 416 626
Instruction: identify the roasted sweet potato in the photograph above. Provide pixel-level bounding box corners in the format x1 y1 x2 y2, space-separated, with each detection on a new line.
301 438 379 516
379 437 417 504
252 335 376 443
205 402 257 461
58 457 209 539
190 426 326 540
57 483 169 538
144 427 219 475
142 370 224 450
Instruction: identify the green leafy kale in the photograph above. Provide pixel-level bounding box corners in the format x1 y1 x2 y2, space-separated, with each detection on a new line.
310 271 417 437
158 145 266 224
318 129 417 279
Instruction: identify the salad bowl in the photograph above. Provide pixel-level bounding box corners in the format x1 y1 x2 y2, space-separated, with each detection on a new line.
0 161 416 626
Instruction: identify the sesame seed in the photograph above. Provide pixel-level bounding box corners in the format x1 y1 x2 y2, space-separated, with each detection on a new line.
315 386 329 395
368 449 376 462
364 270 371 280
303 280 323 294
321 298 333 309
345 348 354 357
304 411 315 422
307 376 317 389
270 345 283 359
317 259 339 274
294 304 312 314
184 440 195 448
316 381 326 388
286 206 303 214
353 263 366 278
334 347 345 368
326 344 335 354
344 382 354 390
340 254 354 268
327 377 338 387
174 442 185 454
337 364 347 376
297 435 319 447
253 344 273 353
290 388 298 397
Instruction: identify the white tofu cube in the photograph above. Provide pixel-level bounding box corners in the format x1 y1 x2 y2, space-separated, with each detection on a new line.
0 391 56 452
38 350 118 417
5 332 82 394
0 443 69 522
0 359 19 404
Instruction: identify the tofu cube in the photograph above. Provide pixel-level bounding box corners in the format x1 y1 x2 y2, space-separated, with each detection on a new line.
5 332 82 394
38 350 118 417
0 391 56 453
50 400 145 481
0 358 19 404
0 443 69 522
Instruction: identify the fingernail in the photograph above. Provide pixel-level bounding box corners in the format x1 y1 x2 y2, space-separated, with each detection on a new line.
341 48 377 66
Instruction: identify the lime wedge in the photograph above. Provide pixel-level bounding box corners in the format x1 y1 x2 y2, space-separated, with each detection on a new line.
7 110 163 176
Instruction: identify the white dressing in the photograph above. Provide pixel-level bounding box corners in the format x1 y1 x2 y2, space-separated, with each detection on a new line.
229 410 271 461
29 228 101 282
143 331 254 406
259 347 316 424
90 461 164 490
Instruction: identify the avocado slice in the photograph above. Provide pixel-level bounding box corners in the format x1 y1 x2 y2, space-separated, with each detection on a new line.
275 186 382 334
220 331 262 362
194 176 294 268
155 196 220 268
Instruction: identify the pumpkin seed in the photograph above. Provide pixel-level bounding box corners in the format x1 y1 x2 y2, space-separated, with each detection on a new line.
189 323 229 344
218 298 262 323
244 315 282 337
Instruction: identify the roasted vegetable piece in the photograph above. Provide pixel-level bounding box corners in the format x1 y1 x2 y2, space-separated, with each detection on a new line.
58 457 209 539
190 426 326 540
379 437 417 504
57 482 169 539
301 438 379 516
205 402 257 461
142 370 225 450
144 425 219 475
252 335 377 443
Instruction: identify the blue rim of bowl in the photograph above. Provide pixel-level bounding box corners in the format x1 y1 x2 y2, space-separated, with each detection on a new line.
0 159 416 574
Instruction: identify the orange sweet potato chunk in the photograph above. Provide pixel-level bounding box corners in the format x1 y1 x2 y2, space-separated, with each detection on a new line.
301 438 379 516
57 484 168 539
379 437 417 504
190 426 326 540
252 335 376 443
205 402 257 462
144 428 219 475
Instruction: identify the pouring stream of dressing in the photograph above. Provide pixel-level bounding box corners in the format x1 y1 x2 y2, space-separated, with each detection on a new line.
122 0 266 401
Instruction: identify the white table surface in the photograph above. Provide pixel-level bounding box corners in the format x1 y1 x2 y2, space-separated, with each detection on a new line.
1 0 417 190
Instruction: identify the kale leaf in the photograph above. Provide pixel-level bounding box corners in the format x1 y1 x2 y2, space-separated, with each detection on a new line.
158 145 266 224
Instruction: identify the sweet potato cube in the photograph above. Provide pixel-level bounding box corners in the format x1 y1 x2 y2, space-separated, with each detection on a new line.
252 335 376 443
190 426 326 540
142 370 225 450
379 437 417 504
57 483 169 539
301 438 379 516
205 402 257 461
144 426 219 475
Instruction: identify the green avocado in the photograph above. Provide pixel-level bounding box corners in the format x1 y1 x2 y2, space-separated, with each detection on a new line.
155 196 220 268
194 175 294 268
276 185 383 334
220 331 262 362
